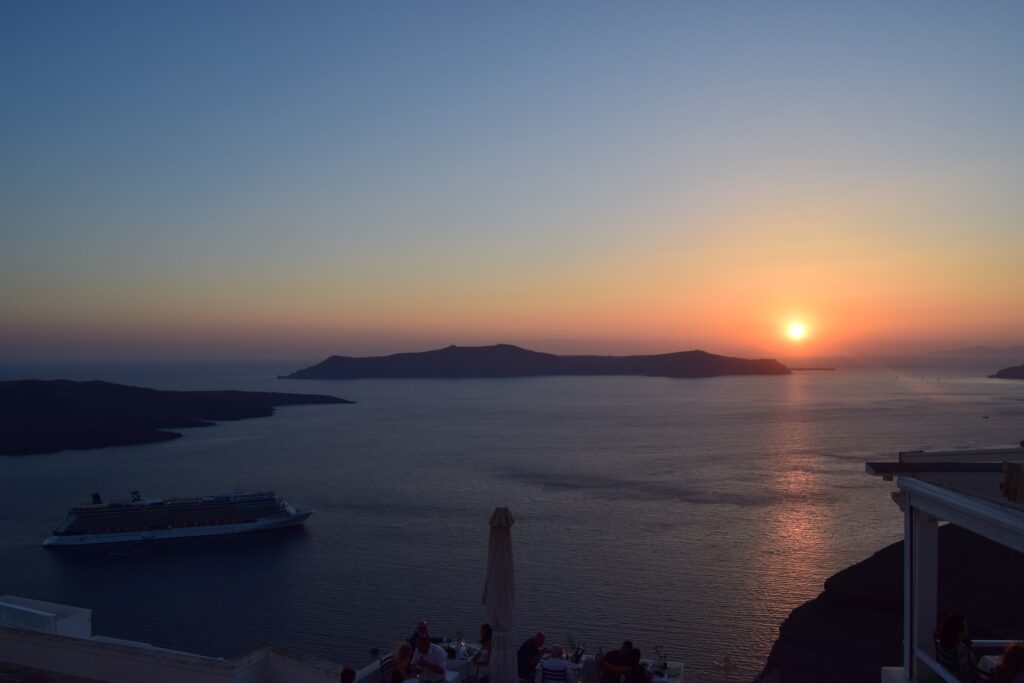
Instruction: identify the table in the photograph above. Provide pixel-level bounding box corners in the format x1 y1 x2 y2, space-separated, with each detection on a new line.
534 655 683 683
979 655 1000 672
445 644 481 683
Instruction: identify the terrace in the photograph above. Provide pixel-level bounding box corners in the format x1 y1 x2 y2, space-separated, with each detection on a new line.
867 445 1024 682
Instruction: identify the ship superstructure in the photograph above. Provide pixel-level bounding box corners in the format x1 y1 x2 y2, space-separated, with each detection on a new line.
43 491 311 547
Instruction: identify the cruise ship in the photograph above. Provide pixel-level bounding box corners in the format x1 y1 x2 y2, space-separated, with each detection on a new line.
42 491 311 547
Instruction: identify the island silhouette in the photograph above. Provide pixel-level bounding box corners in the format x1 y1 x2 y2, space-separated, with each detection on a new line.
0 380 352 456
283 343 791 379
990 362 1024 379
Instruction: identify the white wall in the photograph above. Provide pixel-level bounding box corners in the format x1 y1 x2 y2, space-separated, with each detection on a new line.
0 625 348 683
0 626 236 683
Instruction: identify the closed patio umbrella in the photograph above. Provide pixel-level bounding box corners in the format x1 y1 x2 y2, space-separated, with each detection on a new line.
482 507 516 683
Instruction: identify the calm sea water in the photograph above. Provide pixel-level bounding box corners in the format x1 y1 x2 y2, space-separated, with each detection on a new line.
1 361 1022 681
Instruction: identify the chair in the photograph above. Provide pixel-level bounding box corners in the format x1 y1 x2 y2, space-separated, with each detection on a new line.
973 662 995 683
934 636 998 683
379 654 394 683
935 637 959 675
541 664 572 683
541 666 566 683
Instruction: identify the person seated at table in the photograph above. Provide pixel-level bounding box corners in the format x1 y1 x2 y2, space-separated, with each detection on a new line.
392 642 416 683
599 641 635 683
518 632 547 683
996 642 1024 683
624 648 650 683
540 645 574 683
473 623 493 683
937 613 978 681
412 634 448 683
341 667 357 683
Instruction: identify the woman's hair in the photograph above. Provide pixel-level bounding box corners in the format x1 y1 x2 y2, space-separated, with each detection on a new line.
938 613 967 650
998 643 1024 683
395 642 412 660
480 623 493 643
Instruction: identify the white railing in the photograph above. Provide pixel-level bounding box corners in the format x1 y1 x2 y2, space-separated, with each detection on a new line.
972 640 1016 649
913 642 1020 683
912 646 960 683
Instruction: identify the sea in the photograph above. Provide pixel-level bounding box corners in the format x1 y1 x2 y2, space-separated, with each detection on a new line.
1 360 1022 681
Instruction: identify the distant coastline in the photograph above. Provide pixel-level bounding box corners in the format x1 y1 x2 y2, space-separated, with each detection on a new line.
989 362 1024 379
789 367 837 371
281 343 791 380
0 379 353 456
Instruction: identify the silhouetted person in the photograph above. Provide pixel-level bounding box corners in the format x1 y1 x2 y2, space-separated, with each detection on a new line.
341 666 357 683
599 641 635 683
518 632 546 683
997 642 1024 683
938 613 977 681
392 642 415 683
473 623 493 683
624 648 649 683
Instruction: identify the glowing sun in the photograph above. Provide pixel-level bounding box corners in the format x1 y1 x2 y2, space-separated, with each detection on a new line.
786 322 808 341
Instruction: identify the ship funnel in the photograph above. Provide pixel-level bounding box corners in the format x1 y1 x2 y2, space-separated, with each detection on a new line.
91 493 102 504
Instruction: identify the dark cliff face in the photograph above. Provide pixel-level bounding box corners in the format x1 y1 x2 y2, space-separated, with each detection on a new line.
990 363 1024 379
0 379 353 455
756 525 1024 683
282 344 791 379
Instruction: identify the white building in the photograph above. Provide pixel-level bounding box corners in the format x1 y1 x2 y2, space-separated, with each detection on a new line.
868 445 1024 682
0 595 350 682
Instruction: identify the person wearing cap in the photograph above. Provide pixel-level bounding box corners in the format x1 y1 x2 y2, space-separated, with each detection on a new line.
517 632 547 683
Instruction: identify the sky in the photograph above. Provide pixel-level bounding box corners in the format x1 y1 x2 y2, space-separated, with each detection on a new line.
2 1 1023 361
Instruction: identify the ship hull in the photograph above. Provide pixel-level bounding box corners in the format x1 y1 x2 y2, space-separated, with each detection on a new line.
42 511 311 548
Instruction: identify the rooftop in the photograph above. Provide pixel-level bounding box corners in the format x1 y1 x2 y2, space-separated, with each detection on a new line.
867 444 1024 682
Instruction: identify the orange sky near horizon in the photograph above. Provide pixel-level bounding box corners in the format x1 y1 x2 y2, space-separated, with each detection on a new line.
5 192 1022 361
3 3 1023 362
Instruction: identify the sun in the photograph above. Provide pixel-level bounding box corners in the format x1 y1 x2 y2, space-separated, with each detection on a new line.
786 321 808 342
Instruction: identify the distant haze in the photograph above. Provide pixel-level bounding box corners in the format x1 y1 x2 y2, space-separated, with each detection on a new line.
2 2 1023 362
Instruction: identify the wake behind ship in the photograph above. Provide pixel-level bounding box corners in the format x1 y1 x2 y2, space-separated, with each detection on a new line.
42 491 311 547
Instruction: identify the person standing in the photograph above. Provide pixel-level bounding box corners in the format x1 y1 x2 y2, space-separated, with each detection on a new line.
517 632 547 683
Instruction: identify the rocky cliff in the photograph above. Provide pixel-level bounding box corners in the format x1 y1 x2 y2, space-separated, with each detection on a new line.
756 524 1024 682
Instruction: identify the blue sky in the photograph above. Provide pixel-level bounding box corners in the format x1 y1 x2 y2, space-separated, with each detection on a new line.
2 2 1023 360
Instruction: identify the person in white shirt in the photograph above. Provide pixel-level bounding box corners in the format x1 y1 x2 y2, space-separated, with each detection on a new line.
412 635 448 683
539 645 574 683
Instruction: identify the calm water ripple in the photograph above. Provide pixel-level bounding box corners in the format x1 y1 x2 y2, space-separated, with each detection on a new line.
1 362 1021 681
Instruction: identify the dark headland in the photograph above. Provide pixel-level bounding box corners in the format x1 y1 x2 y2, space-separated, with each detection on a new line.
0 379 353 456
990 363 1024 379
282 343 791 380
756 524 1024 683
